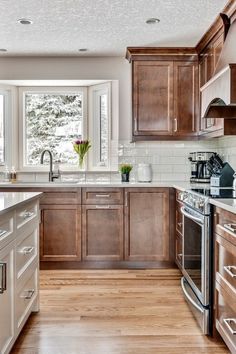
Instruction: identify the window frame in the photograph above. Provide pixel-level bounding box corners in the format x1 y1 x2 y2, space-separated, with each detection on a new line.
18 86 88 171
88 82 112 171
0 88 12 169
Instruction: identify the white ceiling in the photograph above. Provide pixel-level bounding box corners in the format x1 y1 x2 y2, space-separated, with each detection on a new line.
0 0 229 57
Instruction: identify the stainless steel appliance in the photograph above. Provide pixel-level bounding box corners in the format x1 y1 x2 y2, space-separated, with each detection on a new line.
189 152 215 183
178 189 211 335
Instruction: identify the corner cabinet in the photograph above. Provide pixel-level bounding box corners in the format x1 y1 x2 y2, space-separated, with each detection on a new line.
127 48 199 141
124 188 170 261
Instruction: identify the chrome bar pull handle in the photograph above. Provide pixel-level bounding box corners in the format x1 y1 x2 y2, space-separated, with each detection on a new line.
224 265 236 278
0 263 7 294
95 205 110 209
19 246 34 255
0 229 7 239
173 118 178 133
223 319 236 335
21 289 35 300
95 194 111 198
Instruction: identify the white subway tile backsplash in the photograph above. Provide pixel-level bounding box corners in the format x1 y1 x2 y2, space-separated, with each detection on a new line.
16 138 224 184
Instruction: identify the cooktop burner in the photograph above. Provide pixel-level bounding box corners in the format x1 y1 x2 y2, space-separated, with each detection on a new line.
190 187 236 198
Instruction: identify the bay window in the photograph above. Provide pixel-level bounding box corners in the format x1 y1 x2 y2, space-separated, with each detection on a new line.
19 82 117 171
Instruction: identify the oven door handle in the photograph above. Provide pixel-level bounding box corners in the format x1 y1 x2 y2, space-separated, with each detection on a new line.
180 206 204 225
181 278 204 313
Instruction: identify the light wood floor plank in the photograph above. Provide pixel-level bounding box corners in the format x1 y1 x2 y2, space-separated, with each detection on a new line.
11 269 229 354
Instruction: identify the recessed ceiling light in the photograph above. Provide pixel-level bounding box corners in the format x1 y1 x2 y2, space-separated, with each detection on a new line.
78 48 88 52
0 48 7 52
146 18 160 25
17 18 33 25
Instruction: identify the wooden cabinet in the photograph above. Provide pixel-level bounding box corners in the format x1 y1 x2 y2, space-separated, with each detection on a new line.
124 188 170 261
173 61 199 137
40 189 81 262
82 205 123 261
127 48 199 141
40 205 81 262
133 60 173 137
199 32 225 136
214 207 236 353
199 32 224 88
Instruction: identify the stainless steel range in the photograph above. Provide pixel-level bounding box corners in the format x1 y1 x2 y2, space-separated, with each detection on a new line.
178 189 212 335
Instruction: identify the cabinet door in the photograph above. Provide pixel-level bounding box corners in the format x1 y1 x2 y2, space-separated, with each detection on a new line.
125 188 169 261
40 205 81 261
133 61 174 136
173 61 199 137
0 243 14 354
82 205 123 261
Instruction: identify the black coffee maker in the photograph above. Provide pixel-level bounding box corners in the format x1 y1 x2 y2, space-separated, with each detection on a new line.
189 152 215 183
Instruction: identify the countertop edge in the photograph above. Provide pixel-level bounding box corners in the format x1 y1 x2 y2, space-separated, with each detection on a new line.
0 192 42 216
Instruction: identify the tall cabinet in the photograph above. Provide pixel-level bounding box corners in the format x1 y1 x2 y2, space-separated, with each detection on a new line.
127 48 199 141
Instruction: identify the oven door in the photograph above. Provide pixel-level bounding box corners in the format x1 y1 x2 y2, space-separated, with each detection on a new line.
181 205 209 306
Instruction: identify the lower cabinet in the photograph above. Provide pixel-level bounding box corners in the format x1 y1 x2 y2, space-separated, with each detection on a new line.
0 242 14 354
82 205 123 261
0 197 40 354
124 188 170 261
214 207 236 353
36 187 172 267
40 205 81 261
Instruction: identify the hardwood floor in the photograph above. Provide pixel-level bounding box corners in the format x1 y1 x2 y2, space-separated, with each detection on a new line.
11 269 229 354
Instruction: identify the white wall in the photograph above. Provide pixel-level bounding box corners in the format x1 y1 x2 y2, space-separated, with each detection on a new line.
0 56 132 140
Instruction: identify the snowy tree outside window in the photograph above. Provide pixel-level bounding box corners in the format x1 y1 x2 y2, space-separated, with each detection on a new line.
25 93 83 165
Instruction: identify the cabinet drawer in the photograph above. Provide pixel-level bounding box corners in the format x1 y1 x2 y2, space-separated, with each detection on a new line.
214 207 236 246
16 267 38 330
82 188 123 205
0 211 14 251
215 282 236 353
216 233 236 293
40 191 80 205
15 228 38 281
16 201 38 235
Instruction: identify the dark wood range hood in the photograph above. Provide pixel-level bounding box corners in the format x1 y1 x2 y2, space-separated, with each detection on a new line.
201 18 236 119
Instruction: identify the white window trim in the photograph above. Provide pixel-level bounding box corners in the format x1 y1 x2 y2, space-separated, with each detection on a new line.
18 86 88 172
0 87 12 170
88 82 111 171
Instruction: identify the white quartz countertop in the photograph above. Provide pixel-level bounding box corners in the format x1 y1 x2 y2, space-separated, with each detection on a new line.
209 198 236 214
0 192 42 215
0 181 193 189
1 181 236 213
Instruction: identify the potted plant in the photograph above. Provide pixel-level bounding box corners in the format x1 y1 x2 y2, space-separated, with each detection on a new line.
119 164 133 182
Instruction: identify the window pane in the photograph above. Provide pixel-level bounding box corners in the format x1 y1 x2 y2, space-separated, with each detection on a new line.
25 93 83 165
0 95 5 164
100 94 108 164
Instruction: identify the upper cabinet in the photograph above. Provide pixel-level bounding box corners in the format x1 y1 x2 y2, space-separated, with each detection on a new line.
126 48 199 141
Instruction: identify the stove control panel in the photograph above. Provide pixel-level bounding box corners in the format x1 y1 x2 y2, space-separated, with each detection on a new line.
178 190 209 215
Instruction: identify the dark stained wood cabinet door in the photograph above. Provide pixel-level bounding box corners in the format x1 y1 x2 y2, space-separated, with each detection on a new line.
82 205 124 261
125 188 170 261
173 61 199 137
40 205 81 262
133 61 174 136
